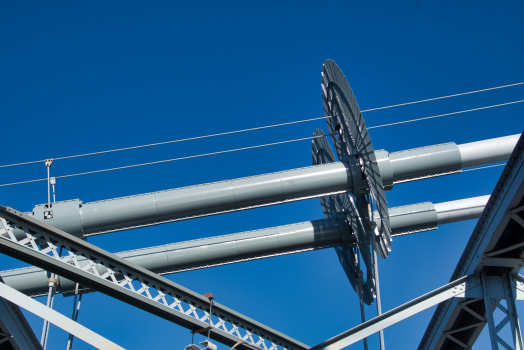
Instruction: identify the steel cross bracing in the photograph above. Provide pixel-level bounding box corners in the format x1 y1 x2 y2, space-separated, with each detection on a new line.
306 271 524 350
0 206 309 350
482 271 524 350
419 132 524 350
303 131 524 350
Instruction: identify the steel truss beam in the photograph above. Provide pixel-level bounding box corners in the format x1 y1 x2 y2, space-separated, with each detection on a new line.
419 132 524 350
482 270 523 350
0 206 309 350
1 196 488 298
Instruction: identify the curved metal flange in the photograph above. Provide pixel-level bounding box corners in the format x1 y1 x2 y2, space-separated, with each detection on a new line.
321 59 391 258
312 129 375 305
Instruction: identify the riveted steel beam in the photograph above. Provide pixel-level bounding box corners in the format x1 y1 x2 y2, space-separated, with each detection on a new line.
1 196 488 298
0 206 309 350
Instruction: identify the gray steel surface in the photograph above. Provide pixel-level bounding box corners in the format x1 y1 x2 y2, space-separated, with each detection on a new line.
0 196 489 298
378 135 519 187
458 134 520 168
418 131 524 350
15 135 518 241
23 163 351 239
376 202 438 237
0 206 310 350
433 195 489 225
387 143 462 185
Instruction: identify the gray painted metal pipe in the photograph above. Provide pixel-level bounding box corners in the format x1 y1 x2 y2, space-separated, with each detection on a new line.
1 196 489 298
433 195 489 225
21 135 517 239
25 163 351 239
1 217 351 297
376 134 519 187
458 134 519 168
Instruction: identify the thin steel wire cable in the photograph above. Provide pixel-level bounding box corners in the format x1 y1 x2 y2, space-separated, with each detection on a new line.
0 100 521 186
0 100 520 187
367 100 524 130
1 81 522 169
0 117 328 169
361 82 524 112
0 145 510 188
0 134 333 187
462 163 506 172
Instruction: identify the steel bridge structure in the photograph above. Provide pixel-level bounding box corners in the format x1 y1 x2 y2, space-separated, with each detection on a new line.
0 59 523 350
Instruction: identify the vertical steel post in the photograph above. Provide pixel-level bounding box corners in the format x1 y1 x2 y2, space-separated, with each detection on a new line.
481 271 500 350
66 283 82 350
501 271 524 350
50 177 56 203
373 247 386 350
44 159 53 207
207 301 213 340
356 272 368 350
369 196 385 350
203 293 215 341
356 248 368 350
42 159 54 349
40 276 57 349
41 245 61 349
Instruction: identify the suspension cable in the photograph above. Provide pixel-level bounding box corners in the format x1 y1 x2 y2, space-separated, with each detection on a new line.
0 134 333 187
0 149 510 189
462 163 506 172
361 82 524 112
367 100 524 130
0 81 522 169
0 117 329 169
0 99 521 186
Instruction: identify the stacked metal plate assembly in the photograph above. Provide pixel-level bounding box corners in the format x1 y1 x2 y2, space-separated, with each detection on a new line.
316 60 392 305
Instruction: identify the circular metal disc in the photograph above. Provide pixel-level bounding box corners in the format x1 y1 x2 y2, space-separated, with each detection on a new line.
321 59 391 258
311 129 376 305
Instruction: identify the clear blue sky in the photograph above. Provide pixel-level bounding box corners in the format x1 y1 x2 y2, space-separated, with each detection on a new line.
1 1 523 349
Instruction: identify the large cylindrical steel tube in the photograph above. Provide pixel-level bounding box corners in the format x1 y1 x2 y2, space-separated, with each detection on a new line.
457 135 519 168
25 162 352 238
1 196 488 297
22 135 517 239
434 195 489 225
2 218 350 297
377 134 519 187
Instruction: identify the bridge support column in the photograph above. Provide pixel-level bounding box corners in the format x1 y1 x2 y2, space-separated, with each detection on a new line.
481 270 524 350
